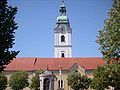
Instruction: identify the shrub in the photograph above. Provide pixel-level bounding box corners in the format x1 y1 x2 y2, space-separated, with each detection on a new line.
9 71 29 90
0 72 7 90
30 70 44 90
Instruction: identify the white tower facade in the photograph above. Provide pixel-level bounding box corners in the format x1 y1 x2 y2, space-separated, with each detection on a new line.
54 0 72 58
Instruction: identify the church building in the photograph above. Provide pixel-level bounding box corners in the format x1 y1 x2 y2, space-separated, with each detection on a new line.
5 0 104 90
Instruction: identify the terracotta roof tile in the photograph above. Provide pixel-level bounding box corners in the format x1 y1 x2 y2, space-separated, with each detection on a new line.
5 58 104 71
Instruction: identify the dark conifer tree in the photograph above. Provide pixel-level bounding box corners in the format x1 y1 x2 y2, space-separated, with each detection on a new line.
0 0 19 71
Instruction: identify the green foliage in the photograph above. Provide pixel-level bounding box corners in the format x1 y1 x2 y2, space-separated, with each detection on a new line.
91 64 120 90
35 69 44 76
97 0 120 63
108 63 120 89
31 75 39 90
9 71 29 90
30 70 44 90
93 0 120 89
91 66 109 90
67 70 91 90
0 0 19 71
0 72 7 90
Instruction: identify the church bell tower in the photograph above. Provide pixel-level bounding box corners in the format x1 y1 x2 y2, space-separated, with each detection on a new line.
54 0 72 58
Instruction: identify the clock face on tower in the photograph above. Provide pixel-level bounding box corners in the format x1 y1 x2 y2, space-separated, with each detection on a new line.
61 27 66 34
61 28 66 34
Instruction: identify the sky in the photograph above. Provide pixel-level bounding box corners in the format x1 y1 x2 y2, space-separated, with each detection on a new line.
8 0 112 58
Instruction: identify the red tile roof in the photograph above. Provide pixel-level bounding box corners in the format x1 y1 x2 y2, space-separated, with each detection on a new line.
5 58 104 71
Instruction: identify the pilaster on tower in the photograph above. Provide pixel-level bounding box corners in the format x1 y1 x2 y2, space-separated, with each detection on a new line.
54 0 72 58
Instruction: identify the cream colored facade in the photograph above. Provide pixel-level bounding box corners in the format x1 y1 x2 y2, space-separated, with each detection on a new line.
5 63 94 90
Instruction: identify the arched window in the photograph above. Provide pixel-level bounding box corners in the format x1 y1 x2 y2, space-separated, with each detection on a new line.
61 35 65 42
61 53 65 58
58 80 63 89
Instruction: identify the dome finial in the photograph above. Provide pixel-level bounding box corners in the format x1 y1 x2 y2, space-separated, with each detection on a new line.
61 0 64 5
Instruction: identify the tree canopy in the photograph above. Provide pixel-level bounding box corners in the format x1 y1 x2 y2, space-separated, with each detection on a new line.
92 0 120 89
91 63 120 90
9 71 29 90
67 70 91 90
97 0 120 63
0 0 19 71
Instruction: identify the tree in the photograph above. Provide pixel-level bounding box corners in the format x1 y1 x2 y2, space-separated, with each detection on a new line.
0 0 19 71
0 72 7 90
9 71 29 90
91 63 120 90
30 70 44 90
92 0 120 89
97 0 120 64
67 70 91 90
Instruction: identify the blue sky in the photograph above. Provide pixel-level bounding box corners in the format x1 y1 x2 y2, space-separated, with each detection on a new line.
8 0 112 58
